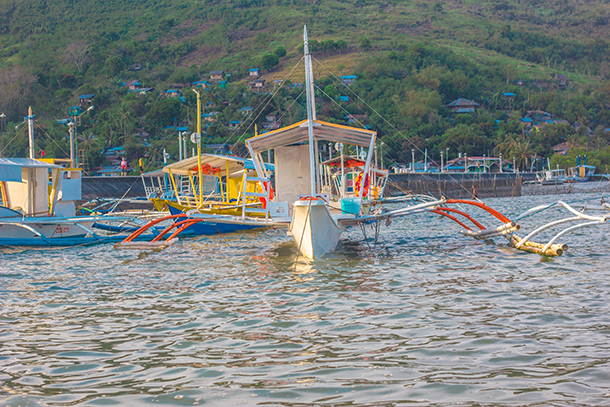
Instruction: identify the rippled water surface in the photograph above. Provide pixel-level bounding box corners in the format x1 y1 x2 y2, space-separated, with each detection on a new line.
1 193 610 406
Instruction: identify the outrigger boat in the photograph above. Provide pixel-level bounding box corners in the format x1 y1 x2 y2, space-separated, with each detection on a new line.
120 27 601 259
119 27 446 258
0 108 160 246
141 153 277 234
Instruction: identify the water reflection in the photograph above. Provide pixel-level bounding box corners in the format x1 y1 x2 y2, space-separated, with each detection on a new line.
1 193 610 406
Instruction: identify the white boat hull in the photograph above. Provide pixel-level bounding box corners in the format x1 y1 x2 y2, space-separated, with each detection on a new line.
289 200 343 259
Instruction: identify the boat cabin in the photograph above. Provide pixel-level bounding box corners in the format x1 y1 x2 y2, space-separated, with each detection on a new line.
0 158 81 218
245 119 377 215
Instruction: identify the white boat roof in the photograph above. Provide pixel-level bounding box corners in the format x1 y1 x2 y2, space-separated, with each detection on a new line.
0 158 63 182
246 119 376 153
0 158 63 169
162 153 274 176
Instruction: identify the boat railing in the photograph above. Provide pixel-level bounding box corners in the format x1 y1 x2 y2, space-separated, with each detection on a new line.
240 173 270 219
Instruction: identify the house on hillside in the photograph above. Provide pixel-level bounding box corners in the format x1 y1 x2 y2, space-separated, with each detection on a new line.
210 70 224 81
249 79 267 91
445 98 479 113
129 63 142 71
228 120 241 131
203 111 219 122
552 142 570 156
574 122 593 136
192 80 210 88
124 80 142 91
344 114 367 124
555 74 569 88
79 94 95 106
338 95 349 102
262 115 280 130
249 69 260 77
205 143 232 155
166 89 182 99
238 106 253 115
340 75 357 86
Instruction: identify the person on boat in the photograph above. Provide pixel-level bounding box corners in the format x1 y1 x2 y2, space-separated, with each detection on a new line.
121 158 128 176
139 157 144 174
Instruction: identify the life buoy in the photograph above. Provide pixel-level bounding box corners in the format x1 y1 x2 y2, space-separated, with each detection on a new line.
354 172 370 197
257 181 275 208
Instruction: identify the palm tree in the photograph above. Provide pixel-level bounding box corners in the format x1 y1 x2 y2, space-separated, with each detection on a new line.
509 139 534 171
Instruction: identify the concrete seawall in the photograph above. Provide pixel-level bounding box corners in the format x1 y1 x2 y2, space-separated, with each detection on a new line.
387 173 530 199
82 176 145 200
82 174 534 201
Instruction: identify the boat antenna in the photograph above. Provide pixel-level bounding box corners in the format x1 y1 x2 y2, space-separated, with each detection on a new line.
304 25 317 195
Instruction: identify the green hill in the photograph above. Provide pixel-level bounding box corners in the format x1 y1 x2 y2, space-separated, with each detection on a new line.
1 0 610 172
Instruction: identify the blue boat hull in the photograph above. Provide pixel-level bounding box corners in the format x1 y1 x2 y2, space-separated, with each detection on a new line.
167 206 261 235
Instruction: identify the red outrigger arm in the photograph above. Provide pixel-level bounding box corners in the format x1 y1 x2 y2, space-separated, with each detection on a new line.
445 199 512 224
121 214 187 243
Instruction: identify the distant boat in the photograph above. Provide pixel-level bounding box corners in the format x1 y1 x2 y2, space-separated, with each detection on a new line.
568 164 596 182
536 168 567 185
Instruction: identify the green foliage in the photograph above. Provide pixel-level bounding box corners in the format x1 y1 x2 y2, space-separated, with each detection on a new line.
359 37 371 50
3 0 610 170
273 46 286 58
261 53 279 72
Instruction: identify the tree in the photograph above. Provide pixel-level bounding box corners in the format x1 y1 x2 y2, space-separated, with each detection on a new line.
64 41 92 72
0 66 36 115
274 46 287 58
261 54 279 72
360 37 371 50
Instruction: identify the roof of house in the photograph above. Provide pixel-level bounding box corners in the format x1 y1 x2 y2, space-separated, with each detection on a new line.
79 94 95 99
249 68 259 72
210 70 224 75
446 98 479 108
552 142 571 151
340 75 357 79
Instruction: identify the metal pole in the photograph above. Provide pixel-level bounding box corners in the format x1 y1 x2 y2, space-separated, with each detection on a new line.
440 151 444 173
27 106 35 159
304 26 317 196
69 125 75 167
194 89 203 205
411 149 415 172
424 149 428 172
179 132 183 161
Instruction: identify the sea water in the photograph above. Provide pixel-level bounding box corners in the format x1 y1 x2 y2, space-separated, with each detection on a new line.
1 193 609 406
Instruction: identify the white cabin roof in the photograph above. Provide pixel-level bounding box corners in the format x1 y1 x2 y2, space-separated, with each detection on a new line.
246 119 376 153
0 158 62 182
0 158 62 168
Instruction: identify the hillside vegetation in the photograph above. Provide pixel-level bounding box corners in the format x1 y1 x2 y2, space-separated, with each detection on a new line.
1 0 610 172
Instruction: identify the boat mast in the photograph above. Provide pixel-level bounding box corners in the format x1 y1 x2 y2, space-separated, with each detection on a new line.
27 106 35 159
304 26 317 195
